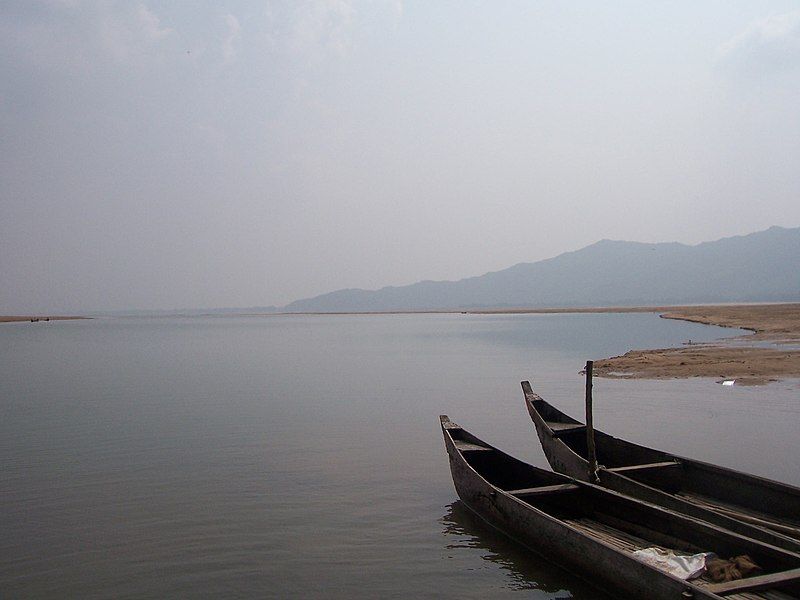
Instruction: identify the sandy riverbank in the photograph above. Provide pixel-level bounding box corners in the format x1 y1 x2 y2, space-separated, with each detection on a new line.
591 304 800 386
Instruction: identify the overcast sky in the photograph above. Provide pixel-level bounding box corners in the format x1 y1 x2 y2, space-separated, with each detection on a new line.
2 1 799 313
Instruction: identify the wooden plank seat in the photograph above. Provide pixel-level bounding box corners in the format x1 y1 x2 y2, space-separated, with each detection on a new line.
607 461 681 473
565 517 656 554
453 440 493 452
508 483 580 497
548 423 586 438
706 568 800 596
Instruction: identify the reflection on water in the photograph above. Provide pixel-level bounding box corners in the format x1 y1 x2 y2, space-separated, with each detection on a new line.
440 501 612 599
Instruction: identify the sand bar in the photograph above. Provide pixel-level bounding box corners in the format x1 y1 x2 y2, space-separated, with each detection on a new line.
590 303 800 385
0 316 87 323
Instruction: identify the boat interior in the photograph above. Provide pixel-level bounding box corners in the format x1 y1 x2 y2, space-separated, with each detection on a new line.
532 397 673 469
537 405 800 537
448 424 569 490
451 427 800 599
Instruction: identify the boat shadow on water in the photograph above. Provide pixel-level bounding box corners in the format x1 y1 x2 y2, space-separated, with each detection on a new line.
440 500 613 599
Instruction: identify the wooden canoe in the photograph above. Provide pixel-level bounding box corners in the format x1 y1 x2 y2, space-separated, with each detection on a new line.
441 414 800 600
521 380 800 554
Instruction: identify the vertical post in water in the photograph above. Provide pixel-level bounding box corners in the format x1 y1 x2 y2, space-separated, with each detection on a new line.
585 360 598 482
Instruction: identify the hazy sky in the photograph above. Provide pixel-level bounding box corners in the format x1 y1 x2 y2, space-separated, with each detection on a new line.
2 1 800 312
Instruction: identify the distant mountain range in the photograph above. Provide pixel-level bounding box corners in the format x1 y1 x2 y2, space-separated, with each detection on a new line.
283 226 800 312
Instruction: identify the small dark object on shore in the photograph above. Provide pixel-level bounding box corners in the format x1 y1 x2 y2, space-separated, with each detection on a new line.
706 555 762 583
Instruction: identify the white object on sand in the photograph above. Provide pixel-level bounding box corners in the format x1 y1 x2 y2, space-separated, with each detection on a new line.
722 380 735 386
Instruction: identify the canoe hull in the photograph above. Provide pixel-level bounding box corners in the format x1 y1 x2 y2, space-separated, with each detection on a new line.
441 419 721 600
522 381 800 553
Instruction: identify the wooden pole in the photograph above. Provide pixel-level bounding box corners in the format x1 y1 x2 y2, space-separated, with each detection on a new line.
585 360 598 482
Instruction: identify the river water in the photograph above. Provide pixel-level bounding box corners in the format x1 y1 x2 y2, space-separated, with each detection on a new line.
2 313 798 598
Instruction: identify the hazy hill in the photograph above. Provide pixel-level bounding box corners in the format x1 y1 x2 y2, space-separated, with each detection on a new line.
284 226 800 312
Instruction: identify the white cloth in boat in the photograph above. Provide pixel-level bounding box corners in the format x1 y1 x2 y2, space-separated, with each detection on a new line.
632 548 715 580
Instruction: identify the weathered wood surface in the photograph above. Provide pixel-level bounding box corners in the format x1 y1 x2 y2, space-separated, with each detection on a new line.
584 360 599 482
521 381 800 554
679 493 800 539
509 483 579 497
452 440 492 452
440 415 800 600
706 568 800 595
608 461 681 473
551 424 586 437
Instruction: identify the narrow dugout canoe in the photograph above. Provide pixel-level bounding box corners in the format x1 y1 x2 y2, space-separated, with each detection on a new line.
521 380 800 554
440 414 800 600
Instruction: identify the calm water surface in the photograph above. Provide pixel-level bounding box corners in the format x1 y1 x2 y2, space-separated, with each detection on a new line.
2 314 799 598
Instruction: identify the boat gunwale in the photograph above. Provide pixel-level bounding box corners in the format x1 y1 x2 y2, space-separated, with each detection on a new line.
521 380 800 495
440 416 695 598
520 380 800 552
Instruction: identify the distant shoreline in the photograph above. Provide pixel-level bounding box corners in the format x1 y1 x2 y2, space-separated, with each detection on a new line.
273 302 797 317
3 304 798 385
0 316 88 323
